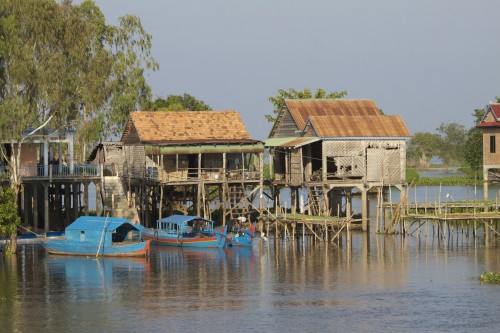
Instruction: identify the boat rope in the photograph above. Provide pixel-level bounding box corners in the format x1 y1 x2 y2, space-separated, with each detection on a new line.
96 213 110 258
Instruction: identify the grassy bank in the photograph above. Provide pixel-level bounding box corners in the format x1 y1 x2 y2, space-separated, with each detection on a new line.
406 167 480 186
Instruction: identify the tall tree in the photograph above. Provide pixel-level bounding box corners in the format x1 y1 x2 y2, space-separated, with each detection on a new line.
0 0 157 251
265 88 348 122
407 132 441 167
0 187 20 255
146 93 212 111
435 122 467 165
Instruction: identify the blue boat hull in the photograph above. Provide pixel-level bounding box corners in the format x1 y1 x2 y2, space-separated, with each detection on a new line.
142 228 227 248
226 232 253 247
41 238 151 257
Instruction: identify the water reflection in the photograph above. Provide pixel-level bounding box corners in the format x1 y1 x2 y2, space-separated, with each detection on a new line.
1 232 500 332
46 256 149 302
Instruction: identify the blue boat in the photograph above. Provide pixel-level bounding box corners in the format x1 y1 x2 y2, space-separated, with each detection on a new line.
225 217 255 247
0 230 64 245
141 215 227 248
41 216 151 257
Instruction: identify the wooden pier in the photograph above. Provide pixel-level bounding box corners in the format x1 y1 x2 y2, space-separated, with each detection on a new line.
379 200 500 243
256 214 362 242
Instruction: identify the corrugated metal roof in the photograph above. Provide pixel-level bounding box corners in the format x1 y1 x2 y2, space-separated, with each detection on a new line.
265 137 320 148
285 99 381 130
122 111 255 144
308 115 410 138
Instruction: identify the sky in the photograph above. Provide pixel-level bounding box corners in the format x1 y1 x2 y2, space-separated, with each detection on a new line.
86 0 500 141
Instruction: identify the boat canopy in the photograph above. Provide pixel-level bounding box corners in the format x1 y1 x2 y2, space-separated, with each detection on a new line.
66 216 139 232
160 215 214 225
65 216 141 243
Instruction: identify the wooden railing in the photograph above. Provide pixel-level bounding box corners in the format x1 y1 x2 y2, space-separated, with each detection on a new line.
145 166 261 182
0 164 107 180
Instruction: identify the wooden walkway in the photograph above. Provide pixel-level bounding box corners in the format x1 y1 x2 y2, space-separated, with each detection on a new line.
379 201 500 242
257 214 362 242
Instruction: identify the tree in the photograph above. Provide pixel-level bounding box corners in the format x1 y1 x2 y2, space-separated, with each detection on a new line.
0 187 20 255
464 127 483 175
407 132 441 167
265 88 348 122
0 0 157 251
435 122 467 165
145 94 212 111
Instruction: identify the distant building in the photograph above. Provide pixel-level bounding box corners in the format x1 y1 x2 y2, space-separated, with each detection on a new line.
476 102 500 199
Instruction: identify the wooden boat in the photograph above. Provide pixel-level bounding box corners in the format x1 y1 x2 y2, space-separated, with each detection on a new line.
41 216 151 257
0 230 64 245
226 228 254 247
141 215 227 248
225 218 255 247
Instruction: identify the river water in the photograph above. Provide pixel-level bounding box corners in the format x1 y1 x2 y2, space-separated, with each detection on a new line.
2 186 500 333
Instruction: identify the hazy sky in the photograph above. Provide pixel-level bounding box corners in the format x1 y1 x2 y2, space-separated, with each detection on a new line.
88 0 500 140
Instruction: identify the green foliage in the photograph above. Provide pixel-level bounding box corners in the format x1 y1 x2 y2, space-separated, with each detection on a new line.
265 88 348 123
145 94 212 111
0 0 158 165
413 176 475 186
463 128 483 174
105 13 159 138
480 272 500 284
435 122 467 165
407 132 441 167
405 168 420 183
472 108 485 124
0 187 20 237
263 163 270 180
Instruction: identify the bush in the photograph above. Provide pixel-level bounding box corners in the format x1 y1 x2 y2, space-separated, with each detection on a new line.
406 168 420 184
480 272 500 284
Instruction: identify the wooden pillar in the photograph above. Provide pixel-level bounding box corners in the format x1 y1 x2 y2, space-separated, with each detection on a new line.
54 184 61 229
23 185 30 226
44 183 49 232
33 184 38 233
159 185 164 221
346 190 352 218
483 166 489 201
291 187 297 214
73 183 79 220
145 186 150 228
83 182 89 216
152 186 158 222
361 187 368 231
96 181 102 216
64 183 71 226
197 153 202 217
259 151 264 214
223 153 227 225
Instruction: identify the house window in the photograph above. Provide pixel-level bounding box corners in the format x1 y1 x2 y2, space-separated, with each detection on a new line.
491 135 496 153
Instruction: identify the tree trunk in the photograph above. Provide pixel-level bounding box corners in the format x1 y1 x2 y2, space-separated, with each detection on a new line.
9 230 18 254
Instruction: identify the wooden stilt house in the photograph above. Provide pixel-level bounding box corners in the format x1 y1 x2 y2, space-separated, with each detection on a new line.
120 111 264 226
266 99 410 230
476 102 500 199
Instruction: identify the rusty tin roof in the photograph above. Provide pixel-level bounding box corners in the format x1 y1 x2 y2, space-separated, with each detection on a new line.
285 99 382 130
306 115 410 138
